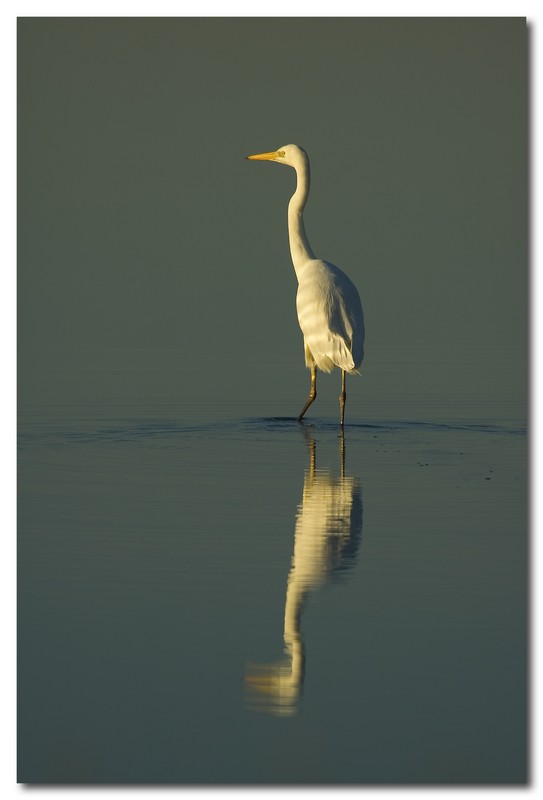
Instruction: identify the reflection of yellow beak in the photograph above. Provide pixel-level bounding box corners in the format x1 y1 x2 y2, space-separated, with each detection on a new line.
246 150 279 161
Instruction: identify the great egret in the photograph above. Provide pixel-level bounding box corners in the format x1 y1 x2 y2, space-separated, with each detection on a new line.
246 144 365 427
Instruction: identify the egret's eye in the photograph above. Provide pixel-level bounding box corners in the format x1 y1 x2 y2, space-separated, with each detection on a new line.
277 150 286 157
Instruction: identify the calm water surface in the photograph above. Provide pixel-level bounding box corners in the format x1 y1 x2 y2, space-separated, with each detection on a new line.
18 356 526 784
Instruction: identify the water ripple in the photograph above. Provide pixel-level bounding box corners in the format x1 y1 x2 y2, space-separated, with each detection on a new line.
17 415 525 450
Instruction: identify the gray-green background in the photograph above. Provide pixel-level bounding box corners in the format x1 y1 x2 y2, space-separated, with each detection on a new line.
18 17 526 423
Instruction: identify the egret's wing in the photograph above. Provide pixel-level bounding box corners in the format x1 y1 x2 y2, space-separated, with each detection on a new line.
296 261 364 372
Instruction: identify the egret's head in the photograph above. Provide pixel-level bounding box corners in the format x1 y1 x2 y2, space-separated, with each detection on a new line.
246 144 308 169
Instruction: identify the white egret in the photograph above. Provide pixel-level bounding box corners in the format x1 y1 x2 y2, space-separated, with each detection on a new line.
247 144 365 427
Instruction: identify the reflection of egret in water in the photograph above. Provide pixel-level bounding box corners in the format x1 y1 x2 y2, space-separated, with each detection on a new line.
246 430 363 716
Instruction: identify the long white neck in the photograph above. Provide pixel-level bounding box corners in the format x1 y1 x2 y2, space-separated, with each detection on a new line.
288 155 315 277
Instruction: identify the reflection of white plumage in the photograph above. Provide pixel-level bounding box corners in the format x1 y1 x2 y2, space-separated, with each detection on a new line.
247 144 365 426
290 465 360 593
246 433 362 716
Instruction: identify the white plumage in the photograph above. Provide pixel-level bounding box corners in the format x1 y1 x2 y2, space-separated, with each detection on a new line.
296 259 364 373
247 144 365 426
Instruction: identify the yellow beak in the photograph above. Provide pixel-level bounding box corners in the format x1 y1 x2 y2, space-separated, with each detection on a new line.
246 150 279 161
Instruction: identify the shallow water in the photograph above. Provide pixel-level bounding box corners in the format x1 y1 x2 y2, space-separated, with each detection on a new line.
18 393 526 784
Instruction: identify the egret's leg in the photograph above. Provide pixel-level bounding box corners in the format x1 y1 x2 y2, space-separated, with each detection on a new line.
339 370 347 428
298 365 317 421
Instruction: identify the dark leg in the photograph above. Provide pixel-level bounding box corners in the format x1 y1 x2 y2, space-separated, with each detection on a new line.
339 370 347 428
298 365 317 421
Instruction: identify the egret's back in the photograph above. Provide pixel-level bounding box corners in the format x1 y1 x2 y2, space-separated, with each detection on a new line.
296 259 365 374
